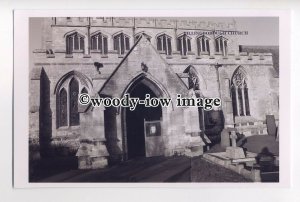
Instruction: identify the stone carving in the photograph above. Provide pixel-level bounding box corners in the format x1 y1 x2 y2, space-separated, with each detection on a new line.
141 62 148 72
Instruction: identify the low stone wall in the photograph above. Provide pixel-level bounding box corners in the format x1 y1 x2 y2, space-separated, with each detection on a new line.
203 153 261 182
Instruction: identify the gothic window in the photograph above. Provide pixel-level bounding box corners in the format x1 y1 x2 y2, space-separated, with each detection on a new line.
69 79 79 126
91 32 108 54
113 33 130 55
157 34 172 55
177 34 191 56
57 88 68 127
231 68 250 116
66 32 84 54
56 73 90 128
197 35 210 55
215 36 228 56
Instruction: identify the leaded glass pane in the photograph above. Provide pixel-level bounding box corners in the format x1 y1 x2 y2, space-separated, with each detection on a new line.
167 38 172 55
69 79 79 126
238 87 244 116
231 87 238 116
103 37 108 54
206 39 210 53
245 87 250 115
58 88 68 127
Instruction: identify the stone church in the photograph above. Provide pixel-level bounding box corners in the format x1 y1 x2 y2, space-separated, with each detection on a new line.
29 17 279 169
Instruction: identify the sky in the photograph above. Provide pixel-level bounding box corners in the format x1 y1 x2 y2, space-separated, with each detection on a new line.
29 17 279 67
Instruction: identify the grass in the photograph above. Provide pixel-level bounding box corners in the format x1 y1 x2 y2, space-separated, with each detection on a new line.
191 157 251 182
31 156 251 182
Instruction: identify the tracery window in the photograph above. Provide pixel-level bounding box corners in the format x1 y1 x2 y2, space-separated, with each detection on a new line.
157 34 172 55
66 32 84 54
57 77 89 128
215 36 228 56
113 33 130 55
231 68 250 116
177 34 191 56
91 32 108 54
197 35 210 55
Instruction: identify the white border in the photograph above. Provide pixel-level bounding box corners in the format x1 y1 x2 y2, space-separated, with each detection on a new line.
14 10 290 188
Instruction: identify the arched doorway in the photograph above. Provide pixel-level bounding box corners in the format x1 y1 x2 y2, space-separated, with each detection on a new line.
125 82 162 159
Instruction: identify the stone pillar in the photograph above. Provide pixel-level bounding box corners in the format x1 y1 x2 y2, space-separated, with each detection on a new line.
219 70 235 147
29 68 42 178
183 90 208 156
29 68 42 161
220 76 235 128
76 105 109 169
220 128 230 147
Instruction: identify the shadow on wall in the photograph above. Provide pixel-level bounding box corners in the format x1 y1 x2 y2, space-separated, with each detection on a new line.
104 106 123 165
256 147 279 182
204 110 225 145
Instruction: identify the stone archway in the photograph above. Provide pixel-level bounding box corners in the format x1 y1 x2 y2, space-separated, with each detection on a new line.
121 75 167 160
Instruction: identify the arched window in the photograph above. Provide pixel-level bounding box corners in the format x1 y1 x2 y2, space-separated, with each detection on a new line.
66 32 84 54
231 68 250 116
69 79 79 126
157 34 172 55
197 35 210 55
113 33 130 55
177 34 191 56
91 32 108 54
57 88 68 127
56 75 90 128
215 36 228 56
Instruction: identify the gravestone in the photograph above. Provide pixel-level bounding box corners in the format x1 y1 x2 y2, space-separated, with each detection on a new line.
221 129 230 147
266 115 276 136
230 131 237 147
225 131 245 159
